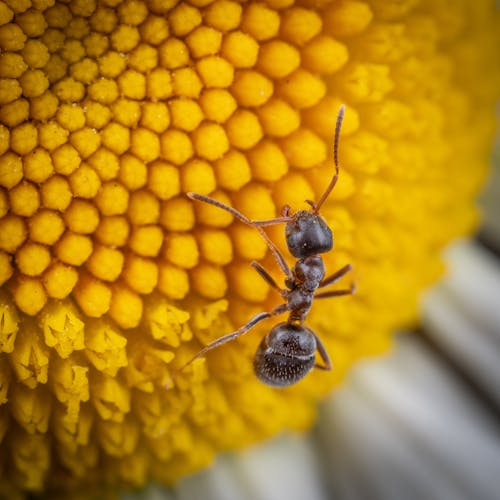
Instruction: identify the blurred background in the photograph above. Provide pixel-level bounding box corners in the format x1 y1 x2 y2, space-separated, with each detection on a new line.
124 109 500 500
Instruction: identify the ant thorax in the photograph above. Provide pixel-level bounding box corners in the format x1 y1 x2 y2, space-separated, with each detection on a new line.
286 255 326 322
293 255 325 290
285 211 333 258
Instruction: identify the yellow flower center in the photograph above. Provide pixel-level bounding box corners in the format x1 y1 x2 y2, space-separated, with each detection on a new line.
0 0 499 495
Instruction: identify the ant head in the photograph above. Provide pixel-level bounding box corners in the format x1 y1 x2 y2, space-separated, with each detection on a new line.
254 322 316 387
285 211 333 258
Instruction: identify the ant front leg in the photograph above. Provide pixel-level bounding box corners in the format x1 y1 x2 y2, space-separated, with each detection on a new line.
251 261 283 293
187 192 294 281
187 193 293 227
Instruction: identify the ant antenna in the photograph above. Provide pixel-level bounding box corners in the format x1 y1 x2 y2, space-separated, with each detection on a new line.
313 104 345 214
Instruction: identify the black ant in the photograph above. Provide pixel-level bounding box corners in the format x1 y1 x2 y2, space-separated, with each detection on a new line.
166 105 354 388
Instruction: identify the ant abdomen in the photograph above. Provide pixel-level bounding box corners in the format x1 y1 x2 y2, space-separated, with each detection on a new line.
254 322 316 387
294 255 325 289
285 211 333 258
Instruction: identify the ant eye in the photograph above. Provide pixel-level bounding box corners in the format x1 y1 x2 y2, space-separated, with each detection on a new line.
285 211 333 258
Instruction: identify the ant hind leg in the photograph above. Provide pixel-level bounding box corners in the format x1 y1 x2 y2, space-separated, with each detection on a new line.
313 333 332 371
164 304 289 388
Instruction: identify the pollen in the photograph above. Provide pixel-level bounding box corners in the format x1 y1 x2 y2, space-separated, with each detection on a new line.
230 70 274 107
28 210 65 245
9 181 40 217
10 276 47 315
15 242 51 276
86 245 125 282
160 196 195 232
55 232 93 266
0 0 499 496
73 273 112 317
43 262 78 299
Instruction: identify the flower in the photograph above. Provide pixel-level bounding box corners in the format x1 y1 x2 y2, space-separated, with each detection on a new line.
0 0 499 496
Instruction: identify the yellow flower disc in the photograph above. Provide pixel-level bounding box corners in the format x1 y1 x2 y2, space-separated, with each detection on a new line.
0 0 499 496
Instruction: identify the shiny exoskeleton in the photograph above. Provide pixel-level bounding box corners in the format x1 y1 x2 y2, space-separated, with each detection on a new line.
166 105 355 389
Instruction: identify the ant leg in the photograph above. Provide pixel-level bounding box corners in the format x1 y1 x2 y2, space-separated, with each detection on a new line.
314 283 356 299
319 264 352 289
250 229 293 282
313 333 332 371
251 261 282 292
164 304 289 388
187 193 293 227
187 192 293 281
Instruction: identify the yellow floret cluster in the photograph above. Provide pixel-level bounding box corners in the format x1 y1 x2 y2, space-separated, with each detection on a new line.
0 0 499 496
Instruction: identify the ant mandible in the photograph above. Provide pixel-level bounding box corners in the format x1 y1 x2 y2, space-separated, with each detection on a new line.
167 105 355 388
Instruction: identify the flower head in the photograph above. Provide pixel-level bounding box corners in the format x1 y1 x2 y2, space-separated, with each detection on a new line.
0 0 499 495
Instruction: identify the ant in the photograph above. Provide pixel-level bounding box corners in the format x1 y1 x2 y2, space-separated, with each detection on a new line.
166 105 355 388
